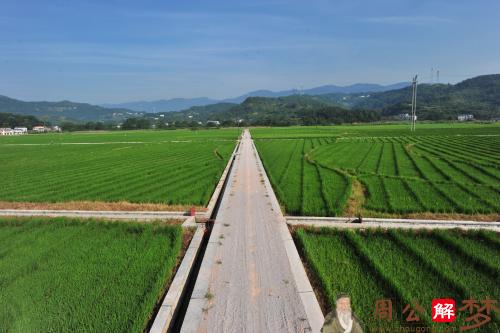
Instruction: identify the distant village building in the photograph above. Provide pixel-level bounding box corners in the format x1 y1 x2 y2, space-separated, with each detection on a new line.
14 127 28 134
0 127 27 135
457 114 474 121
31 125 59 133
0 128 14 135
32 126 48 132
398 113 411 120
206 120 220 126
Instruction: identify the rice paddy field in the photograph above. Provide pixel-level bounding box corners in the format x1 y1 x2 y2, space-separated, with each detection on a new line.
295 227 500 333
0 217 184 332
0 129 240 207
252 123 500 218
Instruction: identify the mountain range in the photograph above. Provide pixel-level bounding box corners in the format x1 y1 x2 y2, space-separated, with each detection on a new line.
1 75 499 124
0 95 143 123
103 82 410 113
152 74 500 124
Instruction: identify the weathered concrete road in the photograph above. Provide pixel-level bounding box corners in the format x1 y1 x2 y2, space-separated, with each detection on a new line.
181 130 323 333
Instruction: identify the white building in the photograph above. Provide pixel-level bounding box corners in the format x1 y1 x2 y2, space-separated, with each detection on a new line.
14 127 28 134
1 127 29 135
457 114 474 121
32 126 48 132
0 128 14 135
206 120 221 126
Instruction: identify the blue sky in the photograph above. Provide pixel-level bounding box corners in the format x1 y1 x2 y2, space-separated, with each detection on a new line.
1 0 499 103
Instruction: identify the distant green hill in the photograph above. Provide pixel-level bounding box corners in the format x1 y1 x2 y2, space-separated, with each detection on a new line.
320 74 500 120
156 95 380 125
0 95 142 123
2 74 499 125
155 75 500 125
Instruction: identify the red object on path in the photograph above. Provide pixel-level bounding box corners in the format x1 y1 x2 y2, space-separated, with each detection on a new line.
189 207 196 216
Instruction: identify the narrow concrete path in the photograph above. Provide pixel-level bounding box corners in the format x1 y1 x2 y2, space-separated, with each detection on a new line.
181 130 322 333
287 216 500 231
0 209 190 220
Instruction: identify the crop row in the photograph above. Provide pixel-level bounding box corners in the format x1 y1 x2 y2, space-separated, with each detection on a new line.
0 141 235 205
0 217 183 332
256 139 351 216
255 131 499 216
310 135 499 215
295 227 499 332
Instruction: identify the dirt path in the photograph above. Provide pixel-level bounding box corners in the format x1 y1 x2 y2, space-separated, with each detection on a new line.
180 129 322 333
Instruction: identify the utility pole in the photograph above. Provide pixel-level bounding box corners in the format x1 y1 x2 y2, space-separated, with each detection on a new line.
411 75 418 132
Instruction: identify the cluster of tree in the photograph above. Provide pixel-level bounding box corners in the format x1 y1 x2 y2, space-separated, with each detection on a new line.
299 107 381 125
121 117 152 130
0 112 45 128
59 121 116 131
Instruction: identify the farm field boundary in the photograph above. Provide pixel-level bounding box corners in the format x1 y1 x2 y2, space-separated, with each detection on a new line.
251 135 325 332
149 224 206 333
287 216 500 231
152 132 242 331
204 135 242 218
0 209 195 221
0 200 206 212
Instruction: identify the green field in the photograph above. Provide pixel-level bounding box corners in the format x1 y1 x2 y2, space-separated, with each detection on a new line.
253 124 500 217
0 129 240 206
0 217 184 332
295 227 500 332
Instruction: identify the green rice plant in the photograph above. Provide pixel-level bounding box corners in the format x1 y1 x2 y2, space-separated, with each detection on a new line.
391 230 498 300
0 134 237 205
316 166 351 216
302 141 327 216
295 228 404 332
276 140 304 214
251 124 500 217
430 230 499 281
421 136 499 166
404 179 456 213
359 176 390 212
382 178 424 213
391 230 500 330
296 228 500 332
439 183 494 214
393 143 421 178
358 142 383 173
0 217 184 332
